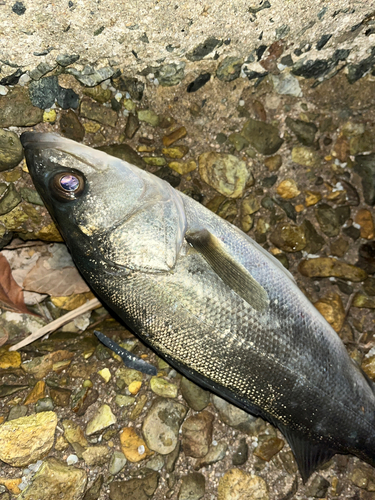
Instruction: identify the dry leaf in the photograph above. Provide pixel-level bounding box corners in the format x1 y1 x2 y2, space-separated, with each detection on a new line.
0 254 36 316
23 256 90 296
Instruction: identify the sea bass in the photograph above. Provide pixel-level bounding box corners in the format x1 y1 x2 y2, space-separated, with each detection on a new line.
21 132 375 481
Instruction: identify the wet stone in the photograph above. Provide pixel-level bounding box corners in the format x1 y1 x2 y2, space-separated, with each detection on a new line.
187 73 211 93
218 469 269 500
286 117 317 146
299 257 367 281
0 130 23 171
35 397 54 413
241 118 283 155
109 450 127 475
120 427 152 462
315 203 340 237
154 166 181 187
269 223 306 253
354 153 375 205
314 293 345 332
305 190 321 207
7 405 27 421
20 187 43 206
143 398 187 455
276 179 300 199
350 465 375 491
336 280 354 295
86 404 117 435
109 471 159 500
0 183 22 215
253 435 284 461
291 146 320 167
178 473 205 500
232 438 249 466
302 219 325 255
145 454 164 472
0 87 43 127
29 76 59 109
195 441 228 470
143 156 166 167
0 385 28 398
60 110 85 141
199 152 253 198
343 224 361 241
97 143 146 169
80 99 118 127
125 113 140 139
169 161 197 175
216 56 243 82
181 411 214 458
264 154 282 171
180 377 210 411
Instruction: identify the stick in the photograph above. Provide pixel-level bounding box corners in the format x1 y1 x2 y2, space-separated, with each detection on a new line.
9 298 101 351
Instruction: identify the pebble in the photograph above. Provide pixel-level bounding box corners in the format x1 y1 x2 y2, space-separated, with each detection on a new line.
7 405 27 421
194 441 228 469
253 435 284 461
181 411 214 458
0 348 21 369
98 367 111 383
143 156 166 167
157 62 185 86
24 380 46 405
150 376 178 398
0 411 57 466
187 73 211 93
364 277 375 296
199 152 253 198
80 99 118 127
241 118 283 155
162 146 189 159
178 473 205 500
29 63 56 81
299 257 367 281
35 397 54 413
269 223 306 252
264 154 282 171
0 183 22 215
60 110 85 141
354 153 375 205
186 38 221 61
304 190 321 207
357 242 375 275
350 465 375 491
50 387 72 407
57 87 79 110
218 469 269 500
125 113 140 138
86 404 117 436
21 350 74 380
286 117 317 146
115 394 135 407
216 56 243 82
56 54 80 67
137 109 159 127
212 395 260 433
305 475 330 497
109 450 127 475
18 457 87 500
67 66 114 87
315 293 345 332
271 73 302 97
291 146 320 167
120 427 152 462
232 438 249 466
142 398 187 454
169 160 197 175
352 293 375 309
315 203 340 237
82 474 103 500
0 129 24 171
145 454 164 471
29 76 59 109
83 85 111 103
82 445 111 466
180 377 210 411
109 471 159 500
162 127 187 147
276 179 300 199
355 209 375 239
0 87 43 127
71 387 99 416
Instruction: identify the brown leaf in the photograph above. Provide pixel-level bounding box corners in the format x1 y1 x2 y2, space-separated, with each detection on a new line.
23 256 90 296
0 254 36 316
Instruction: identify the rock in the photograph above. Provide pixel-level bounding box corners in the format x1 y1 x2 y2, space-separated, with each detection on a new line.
315 293 345 332
350 465 375 491
0 411 57 466
125 113 140 139
169 161 197 175
137 109 159 127
330 237 349 258
35 397 54 413
195 441 228 469
271 73 302 97
115 394 135 407
269 223 306 252
143 398 187 454
264 155 282 171
299 257 367 281
145 454 164 471
0 385 28 398
355 209 375 239
50 387 71 407
305 475 330 497
186 38 221 61
97 144 146 169
180 377 210 411
241 119 283 155
82 474 103 500
0 130 23 171
24 380 46 405
162 146 189 159
357 242 375 275
56 87 79 110
109 471 159 500
353 293 375 309
86 404 117 435
83 85 112 103
18 458 87 500
82 445 111 466
199 152 252 198
56 54 80 67
71 387 99 416
109 450 127 475
272 197 297 222
305 190 321 207
302 220 325 255
178 473 205 500
7 405 27 421
181 411 214 458
21 350 74 380
354 153 375 205
291 146 320 168
364 278 375 296
315 203 340 237
20 187 43 206
0 183 22 215
143 156 166 167
80 99 118 127
29 76 59 109
216 56 243 82
67 66 114 87
285 117 317 146
150 376 178 398
276 179 300 199
218 469 268 500
212 395 260 433
120 427 152 462
0 348 21 369
232 438 249 466
253 435 284 461
63 419 88 453
112 75 144 100
157 62 185 86
187 73 211 93
162 127 187 147
0 87 43 127
59 110 85 141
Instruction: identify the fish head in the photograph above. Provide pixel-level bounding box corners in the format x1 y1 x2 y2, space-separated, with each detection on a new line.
21 132 187 272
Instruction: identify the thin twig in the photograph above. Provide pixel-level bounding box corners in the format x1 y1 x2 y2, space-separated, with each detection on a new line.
9 298 101 351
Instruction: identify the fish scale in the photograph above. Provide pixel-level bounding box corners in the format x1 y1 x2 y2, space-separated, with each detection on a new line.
21 131 375 482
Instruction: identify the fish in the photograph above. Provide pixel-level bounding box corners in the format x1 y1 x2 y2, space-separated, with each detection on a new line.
21 131 375 482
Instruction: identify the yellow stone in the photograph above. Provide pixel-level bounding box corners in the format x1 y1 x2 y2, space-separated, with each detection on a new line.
355 209 375 240
276 179 300 199
295 204 305 213
43 109 57 123
34 223 63 242
120 427 152 462
0 411 57 467
0 348 21 369
314 293 345 333
128 380 142 395
98 368 111 383
2 168 21 182
162 146 189 159
218 469 269 500
24 381 46 405
53 359 72 372
169 160 197 175
0 417 5 425
62 419 88 449
83 120 101 133
137 145 155 153
162 126 187 147
304 190 322 207
51 292 95 310
0 478 22 495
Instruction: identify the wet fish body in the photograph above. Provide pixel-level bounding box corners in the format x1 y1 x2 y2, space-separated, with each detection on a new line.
22 132 375 481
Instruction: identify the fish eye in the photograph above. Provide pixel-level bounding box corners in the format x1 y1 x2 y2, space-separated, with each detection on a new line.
50 171 85 201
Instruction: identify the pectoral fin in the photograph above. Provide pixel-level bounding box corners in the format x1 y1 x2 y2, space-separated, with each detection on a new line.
186 229 269 311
